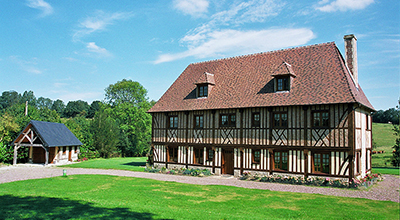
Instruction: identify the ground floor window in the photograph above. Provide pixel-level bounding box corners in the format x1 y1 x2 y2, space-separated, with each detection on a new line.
274 151 288 171
252 149 261 164
206 148 213 161
194 147 204 164
313 153 330 174
168 146 178 163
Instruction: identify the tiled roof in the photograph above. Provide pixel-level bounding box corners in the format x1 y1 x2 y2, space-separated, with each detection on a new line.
13 120 83 147
149 42 374 113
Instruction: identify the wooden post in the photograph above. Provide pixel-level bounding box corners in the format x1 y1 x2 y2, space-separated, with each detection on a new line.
240 148 244 175
269 148 274 175
304 149 308 178
166 146 169 169
348 104 355 181
185 146 189 169
13 145 18 165
212 146 215 173
45 147 49 166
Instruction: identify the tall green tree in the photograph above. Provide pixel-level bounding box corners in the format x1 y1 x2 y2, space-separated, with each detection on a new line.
106 102 152 157
63 100 90 118
0 112 19 144
37 97 53 109
51 99 65 115
20 91 37 107
91 109 119 158
87 100 101 118
105 79 148 107
0 91 20 110
392 125 400 167
104 79 153 156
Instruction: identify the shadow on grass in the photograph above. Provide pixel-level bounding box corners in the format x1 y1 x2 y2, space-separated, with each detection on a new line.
0 195 162 220
122 162 146 167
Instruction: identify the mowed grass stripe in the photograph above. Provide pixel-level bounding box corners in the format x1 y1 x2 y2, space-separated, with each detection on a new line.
0 175 397 220
60 157 147 172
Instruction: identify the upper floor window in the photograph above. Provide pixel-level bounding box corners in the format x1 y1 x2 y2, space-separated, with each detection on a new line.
194 148 204 164
312 111 329 128
197 85 208 97
168 116 178 129
276 76 290 91
252 149 261 164
194 115 204 129
274 151 288 171
220 113 236 127
252 112 260 127
273 112 288 128
313 153 330 174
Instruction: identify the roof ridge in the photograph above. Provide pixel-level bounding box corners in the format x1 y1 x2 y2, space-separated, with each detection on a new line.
190 41 336 65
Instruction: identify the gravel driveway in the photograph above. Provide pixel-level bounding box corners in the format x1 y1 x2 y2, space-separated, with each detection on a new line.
0 165 398 203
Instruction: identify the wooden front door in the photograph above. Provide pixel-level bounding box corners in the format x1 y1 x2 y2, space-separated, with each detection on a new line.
222 149 234 175
68 147 72 161
32 147 45 163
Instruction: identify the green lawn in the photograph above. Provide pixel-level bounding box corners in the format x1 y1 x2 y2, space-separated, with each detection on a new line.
372 167 400 175
60 157 147 172
372 123 397 167
0 175 397 220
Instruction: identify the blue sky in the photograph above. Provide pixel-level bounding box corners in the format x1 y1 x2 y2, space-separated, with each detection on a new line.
0 0 398 110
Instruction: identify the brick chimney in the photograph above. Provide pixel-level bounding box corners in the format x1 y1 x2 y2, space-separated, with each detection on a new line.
344 34 358 85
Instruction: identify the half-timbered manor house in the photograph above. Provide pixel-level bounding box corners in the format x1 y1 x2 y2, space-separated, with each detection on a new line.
148 34 374 180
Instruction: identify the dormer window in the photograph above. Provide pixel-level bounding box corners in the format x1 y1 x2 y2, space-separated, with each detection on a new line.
272 62 296 92
197 84 208 97
195 72 215 98
276 76 290 91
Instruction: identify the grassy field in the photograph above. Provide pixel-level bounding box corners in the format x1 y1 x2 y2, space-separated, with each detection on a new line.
61 157 147 172
372 123 397 168
0 175 398 220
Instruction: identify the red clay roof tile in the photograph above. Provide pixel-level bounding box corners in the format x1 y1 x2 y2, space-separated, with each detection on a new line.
149 42 374 113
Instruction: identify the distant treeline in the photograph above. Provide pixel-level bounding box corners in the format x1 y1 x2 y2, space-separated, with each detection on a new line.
372 108 399 125
0 79 155 164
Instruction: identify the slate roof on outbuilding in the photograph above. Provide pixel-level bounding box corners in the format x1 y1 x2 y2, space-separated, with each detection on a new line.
148 42 374 113
13 120 82 147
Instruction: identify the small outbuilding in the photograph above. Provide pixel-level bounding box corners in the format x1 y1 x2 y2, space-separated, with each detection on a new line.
12 120 82 165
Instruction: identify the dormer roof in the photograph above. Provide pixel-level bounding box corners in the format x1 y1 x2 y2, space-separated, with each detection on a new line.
195 72 215 85
271 62 296 78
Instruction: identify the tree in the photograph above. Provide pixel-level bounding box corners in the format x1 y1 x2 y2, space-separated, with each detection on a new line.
0 112 19 144
51 99 65 115
392 100 400 167
106 102 152 157
87 100 102 118
91 109 119 158
0 91 20 110
20 91 37 107
392 125 400 167
63 100 90 118
37 97 53 109
104 79 148 107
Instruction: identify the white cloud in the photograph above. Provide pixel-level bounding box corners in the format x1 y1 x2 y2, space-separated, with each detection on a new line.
316 0 374 12
155 28 315 63
73 10 133 41
10 56 43 74
26 0 53 17
86 42 112 57
173 0 209 17
155 0 312 64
